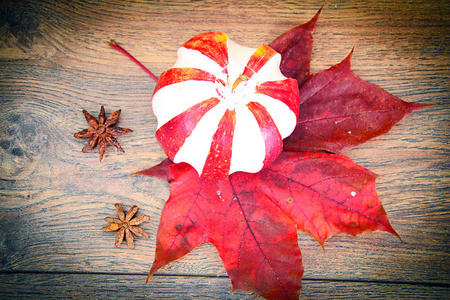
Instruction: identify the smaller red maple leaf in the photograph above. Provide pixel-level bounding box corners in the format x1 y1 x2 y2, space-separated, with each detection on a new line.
269 7 321 87
282 50 432 154
74 105 132 162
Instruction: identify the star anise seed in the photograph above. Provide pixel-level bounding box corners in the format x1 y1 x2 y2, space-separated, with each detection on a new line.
102 203 150 249
74 106 133 162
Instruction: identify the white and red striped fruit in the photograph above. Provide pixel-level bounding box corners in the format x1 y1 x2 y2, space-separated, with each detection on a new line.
152 31 299 179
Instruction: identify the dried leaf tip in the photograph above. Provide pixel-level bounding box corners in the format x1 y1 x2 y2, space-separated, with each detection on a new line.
102 203 150 249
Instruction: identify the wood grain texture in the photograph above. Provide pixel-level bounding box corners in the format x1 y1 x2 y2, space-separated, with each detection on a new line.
0 273 448 299
0 0 448 298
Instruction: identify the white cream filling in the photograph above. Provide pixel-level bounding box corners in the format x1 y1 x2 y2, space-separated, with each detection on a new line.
250 93 297 138
173 102 228 175
250 53 286 83
218 78 256 110
152 80 218 129
173 47 226 80
229 104 266 173
226 39 256 84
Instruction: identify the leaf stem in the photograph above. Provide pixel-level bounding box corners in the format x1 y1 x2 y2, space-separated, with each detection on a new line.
107 39 159 82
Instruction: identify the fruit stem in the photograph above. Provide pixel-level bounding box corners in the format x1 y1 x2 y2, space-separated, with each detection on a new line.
107 39 159 82
231 74 249 91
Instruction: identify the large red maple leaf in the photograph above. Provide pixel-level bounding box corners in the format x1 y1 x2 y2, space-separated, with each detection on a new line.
129 9 429 300
132 152 400 299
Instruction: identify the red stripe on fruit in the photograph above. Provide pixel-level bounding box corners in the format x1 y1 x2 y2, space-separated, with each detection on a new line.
247 101 283 168
202 109 236 179
156 98 221 159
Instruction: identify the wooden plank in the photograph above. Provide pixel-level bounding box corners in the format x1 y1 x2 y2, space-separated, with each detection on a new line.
0 0 448 299
0 273 448 299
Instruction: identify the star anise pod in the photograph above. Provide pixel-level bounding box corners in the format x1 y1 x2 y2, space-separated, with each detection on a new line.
102 203 150 249
74 106 132 162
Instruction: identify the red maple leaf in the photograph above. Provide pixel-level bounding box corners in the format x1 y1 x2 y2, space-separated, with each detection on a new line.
281 51 429 154
269 7 320 88
268 8 429 154
132 151 401 299
122 8 430 300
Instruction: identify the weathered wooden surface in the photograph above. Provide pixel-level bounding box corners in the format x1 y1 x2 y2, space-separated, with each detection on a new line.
0 0 448 298
0 273 448 299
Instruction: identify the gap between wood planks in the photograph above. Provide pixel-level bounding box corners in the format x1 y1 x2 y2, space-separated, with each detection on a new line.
1 270 448 288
